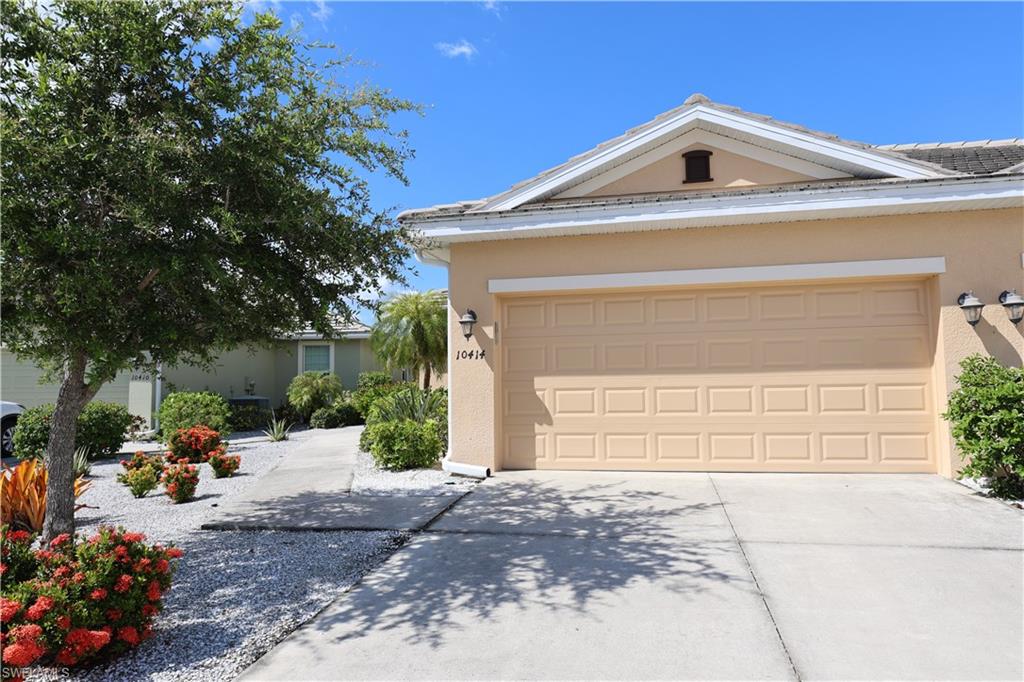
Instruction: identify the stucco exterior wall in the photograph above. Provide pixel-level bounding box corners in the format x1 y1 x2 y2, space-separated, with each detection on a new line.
585 143 817 197
163 339 379 407
446 208 1024 477
0 349 134 410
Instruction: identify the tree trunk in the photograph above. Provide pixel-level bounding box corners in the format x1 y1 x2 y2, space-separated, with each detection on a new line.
42 352 95 541
422 366 430 391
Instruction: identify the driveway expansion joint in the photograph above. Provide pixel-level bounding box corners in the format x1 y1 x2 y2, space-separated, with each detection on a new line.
709 473 803 682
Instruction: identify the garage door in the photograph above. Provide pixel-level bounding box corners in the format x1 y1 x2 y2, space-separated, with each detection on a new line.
500 279 937 472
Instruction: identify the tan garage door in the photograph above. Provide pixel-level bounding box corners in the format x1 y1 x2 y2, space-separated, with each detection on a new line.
500 279 938 472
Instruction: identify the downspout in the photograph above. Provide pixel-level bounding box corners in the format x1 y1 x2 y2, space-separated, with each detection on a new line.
417 247 490 479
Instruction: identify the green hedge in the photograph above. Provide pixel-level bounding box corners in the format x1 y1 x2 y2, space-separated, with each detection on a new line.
228 404 272 432
368 418 442 471
351 372 411 419
13 401 136 460
158 391 231 438
943 355 1024 498
309 400 361 429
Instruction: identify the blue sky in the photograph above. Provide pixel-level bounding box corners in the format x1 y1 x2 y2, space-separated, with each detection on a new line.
256 1 1024 319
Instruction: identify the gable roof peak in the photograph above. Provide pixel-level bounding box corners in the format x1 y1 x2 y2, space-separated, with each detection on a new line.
683 92 711 106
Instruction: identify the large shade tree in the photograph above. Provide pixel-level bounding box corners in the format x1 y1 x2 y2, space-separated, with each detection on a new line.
371 290 447 390
1 0 418 539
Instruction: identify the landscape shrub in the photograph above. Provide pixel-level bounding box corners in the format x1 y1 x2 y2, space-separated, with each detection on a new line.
286 372 343 422
119 467 159 499
360 387 447 454
943 354 1024 498
309 399 361 429
228 404 272 432
368 419 443 471
158 392 231 439
263 414 292 442
271 401 302 427
207 450 241 478
350 371 411 418
118 451 164 476
160 460 199 504
166 426 225 464
13 402 136 461
0 525 181 669
0 460 90 533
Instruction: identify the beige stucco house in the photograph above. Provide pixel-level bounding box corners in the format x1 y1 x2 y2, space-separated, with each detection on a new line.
401 94 1024 478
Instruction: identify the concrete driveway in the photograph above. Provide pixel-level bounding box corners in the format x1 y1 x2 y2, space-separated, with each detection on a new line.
242 472 1022 681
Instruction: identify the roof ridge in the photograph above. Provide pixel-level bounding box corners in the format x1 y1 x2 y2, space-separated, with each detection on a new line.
877 138 1024 150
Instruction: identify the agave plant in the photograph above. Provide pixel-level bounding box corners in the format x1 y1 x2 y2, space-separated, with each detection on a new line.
0 459 91 532
73 446 93 477
263 413 293 442
374 387 447 423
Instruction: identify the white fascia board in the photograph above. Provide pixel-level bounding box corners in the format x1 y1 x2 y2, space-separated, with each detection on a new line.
489 257 947 294
556 129 849 200
414 177 1024 244
477 105 948 212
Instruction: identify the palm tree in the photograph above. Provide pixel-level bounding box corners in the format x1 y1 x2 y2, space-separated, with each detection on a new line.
371 289 447 389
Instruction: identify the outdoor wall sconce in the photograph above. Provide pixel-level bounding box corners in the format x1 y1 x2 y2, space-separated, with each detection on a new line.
459 309 478 339
999 289 1024 325
957 292 984 326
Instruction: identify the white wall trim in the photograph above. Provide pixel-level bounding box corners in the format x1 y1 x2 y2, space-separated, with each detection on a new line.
488 257 947 294
297 340 335 374
555 129 850 199
476 104 948 212
413 176 1024 244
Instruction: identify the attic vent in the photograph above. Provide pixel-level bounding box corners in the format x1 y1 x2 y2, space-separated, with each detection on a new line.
683 150 713 184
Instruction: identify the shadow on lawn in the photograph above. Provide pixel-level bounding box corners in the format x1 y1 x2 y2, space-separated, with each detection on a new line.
288 476 742 651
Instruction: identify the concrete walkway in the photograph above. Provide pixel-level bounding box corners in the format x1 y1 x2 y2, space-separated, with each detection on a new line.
241 471 1022 681
201 428 465 532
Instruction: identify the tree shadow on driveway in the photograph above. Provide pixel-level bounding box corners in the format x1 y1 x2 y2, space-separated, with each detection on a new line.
301 477 747 651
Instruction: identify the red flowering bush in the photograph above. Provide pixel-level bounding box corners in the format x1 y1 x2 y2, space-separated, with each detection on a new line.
160 460 199 503
1 528 37 584
166 425 225 464
207 450 241 479
119 450 163 475
1 526 181 671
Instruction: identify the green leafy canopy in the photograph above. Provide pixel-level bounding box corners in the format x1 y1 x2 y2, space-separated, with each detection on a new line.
1 0 420 386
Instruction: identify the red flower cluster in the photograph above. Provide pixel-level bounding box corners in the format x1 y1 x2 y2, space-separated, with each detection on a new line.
160 460 200 503
1 525 181 669
207 450 241 479
166 425 225 464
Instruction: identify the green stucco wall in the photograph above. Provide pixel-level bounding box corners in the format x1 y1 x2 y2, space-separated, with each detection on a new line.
0 349 141 416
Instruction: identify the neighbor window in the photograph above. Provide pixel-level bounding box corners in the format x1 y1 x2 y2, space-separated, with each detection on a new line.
683 150 713 183
302 344 331 373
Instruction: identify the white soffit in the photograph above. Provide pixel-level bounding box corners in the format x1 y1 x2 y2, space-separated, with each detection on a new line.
488 257 947 294
475 105 950 212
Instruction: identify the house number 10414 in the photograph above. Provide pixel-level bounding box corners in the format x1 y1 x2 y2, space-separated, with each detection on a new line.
456 349 485 360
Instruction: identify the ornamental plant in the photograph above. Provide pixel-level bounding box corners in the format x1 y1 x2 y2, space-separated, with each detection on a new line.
0 461 91 533
119 468 159 499
0 525 181 670
943 355 1024 498
207 451 241 479
166 426 225 464
160 461 199 504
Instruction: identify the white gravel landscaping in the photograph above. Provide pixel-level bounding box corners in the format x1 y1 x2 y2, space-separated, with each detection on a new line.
351 449 479 496
63 428 407 681
76 428 320 543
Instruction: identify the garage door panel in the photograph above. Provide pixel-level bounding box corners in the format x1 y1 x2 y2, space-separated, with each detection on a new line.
502 281 931 339
500 280 937 473
502 327 932 377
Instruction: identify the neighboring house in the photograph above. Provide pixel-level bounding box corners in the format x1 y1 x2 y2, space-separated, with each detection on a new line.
401 94 1024 478
0 322 383 426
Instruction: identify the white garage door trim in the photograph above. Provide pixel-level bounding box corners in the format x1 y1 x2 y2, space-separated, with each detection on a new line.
488 256 946 294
